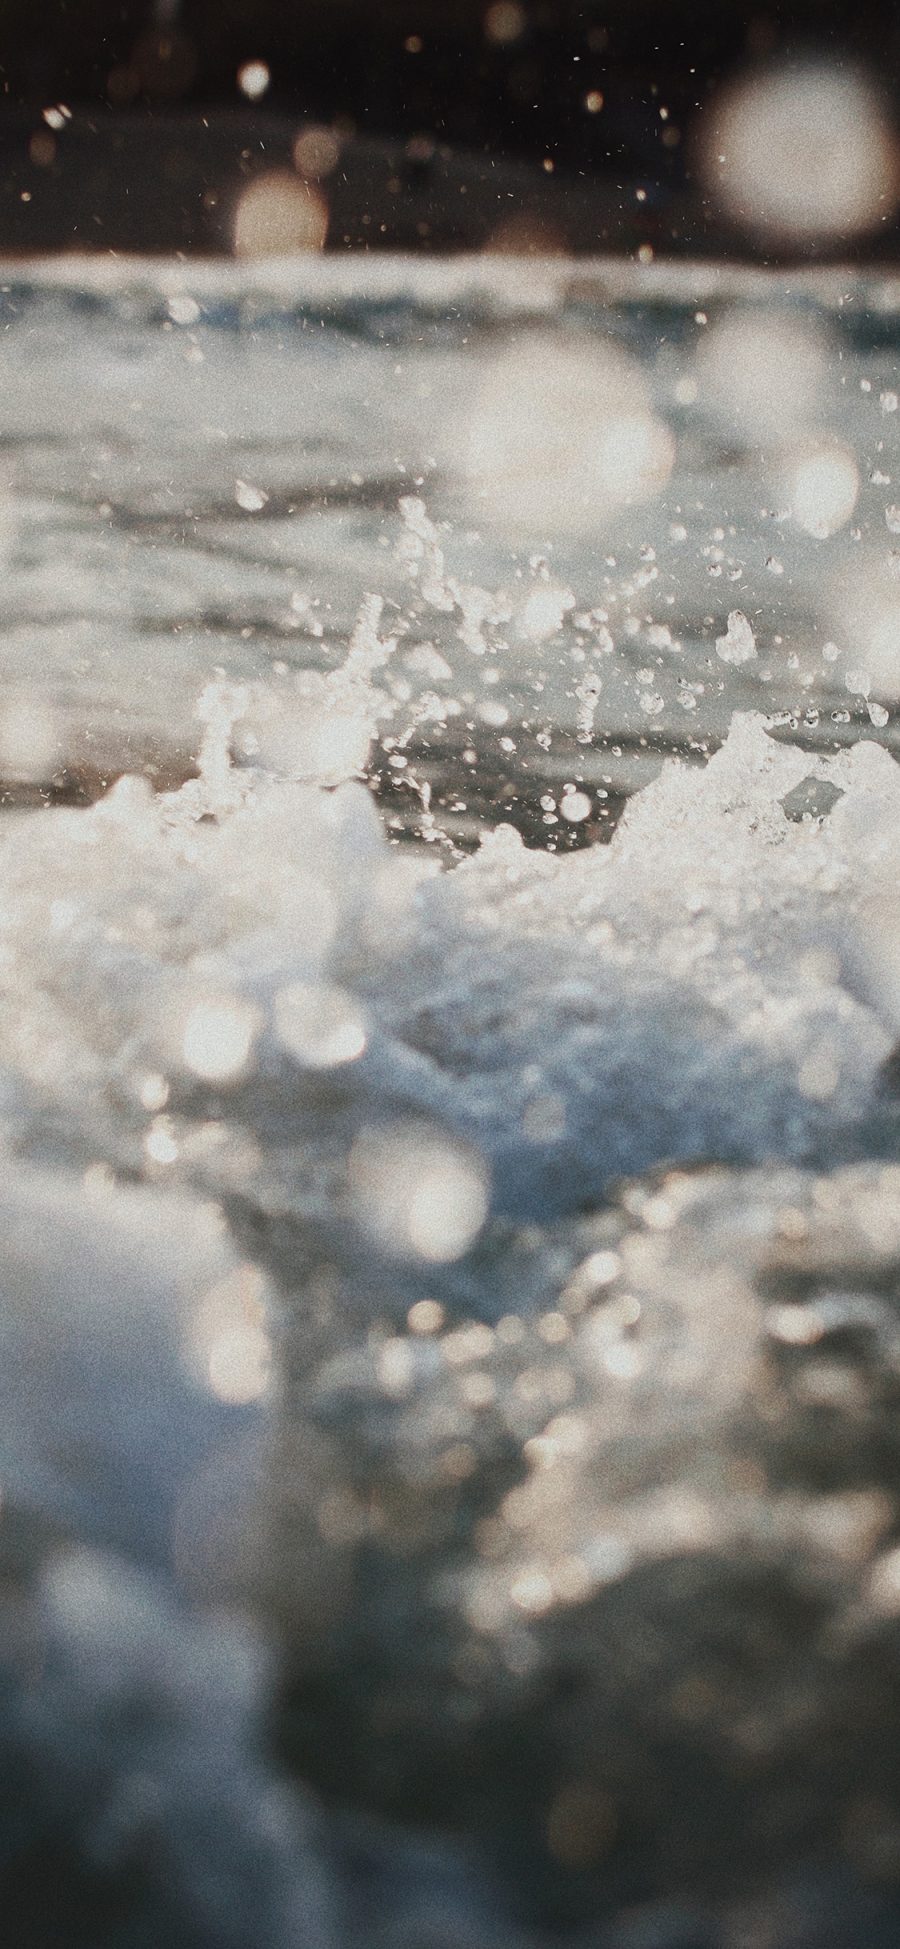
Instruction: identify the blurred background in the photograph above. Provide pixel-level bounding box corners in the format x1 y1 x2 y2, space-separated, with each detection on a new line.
0 0 899 255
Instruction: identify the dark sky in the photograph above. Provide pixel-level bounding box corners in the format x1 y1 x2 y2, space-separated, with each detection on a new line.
3 2 897 170
0 3 896 256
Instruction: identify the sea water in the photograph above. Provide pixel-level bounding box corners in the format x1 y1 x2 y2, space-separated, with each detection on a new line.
2 256 900 1946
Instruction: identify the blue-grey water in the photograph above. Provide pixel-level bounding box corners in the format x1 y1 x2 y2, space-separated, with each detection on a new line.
2 256 898 813
2 256 900 1949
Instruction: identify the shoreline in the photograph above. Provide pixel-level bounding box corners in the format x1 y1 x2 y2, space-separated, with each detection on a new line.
0 248 897 314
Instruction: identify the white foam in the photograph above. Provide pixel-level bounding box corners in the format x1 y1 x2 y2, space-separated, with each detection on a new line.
0 671 897 1273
